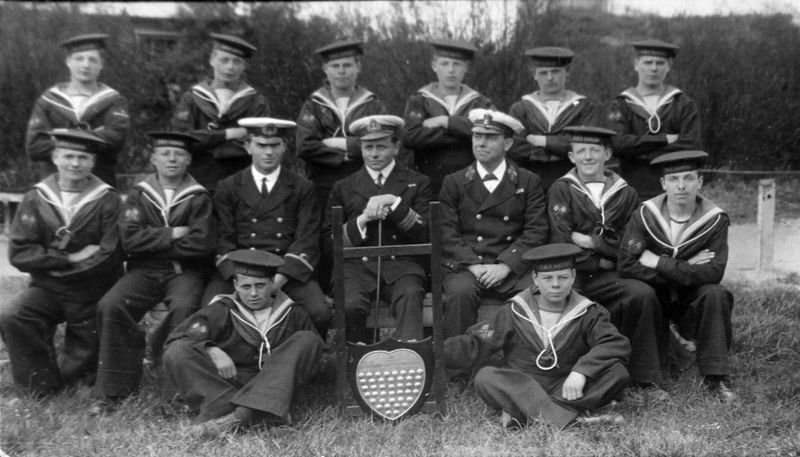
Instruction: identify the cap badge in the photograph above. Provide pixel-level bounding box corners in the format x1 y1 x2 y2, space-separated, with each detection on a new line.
367 119 381 132
261 124 278 136
481 113 493 127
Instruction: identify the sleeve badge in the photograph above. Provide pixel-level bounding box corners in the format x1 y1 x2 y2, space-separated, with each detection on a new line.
626 238 643 254
300 113 316 127
20 212 37 228
471 323 494 341
123 208 140 222
188 321 208 339
551 203 568 216
408 110 423 121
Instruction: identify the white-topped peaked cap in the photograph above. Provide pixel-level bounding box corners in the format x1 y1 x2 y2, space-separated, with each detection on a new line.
239 117 297 138
349 115 405 140
468 109 524 136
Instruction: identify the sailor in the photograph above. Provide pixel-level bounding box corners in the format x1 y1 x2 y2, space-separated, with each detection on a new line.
402 38 494 196
171 33 269 192
508 47 600 190
25 34 130 186
607 39 702 199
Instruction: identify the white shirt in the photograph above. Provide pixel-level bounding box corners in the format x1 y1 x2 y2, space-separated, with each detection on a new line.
251 166 281 194
68 93 90 116
669 219 688 244
163 187 176 206
234 301 272 335
215 88 234 115
533 309 563 346
365 160 396 187
335 96 350 111
443 94 458 111
476 160 507 193
585 182 604 208
643 94 661 114
59 190 82 221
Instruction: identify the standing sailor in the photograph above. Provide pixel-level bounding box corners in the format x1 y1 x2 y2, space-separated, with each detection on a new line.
171 33 269 192
402 38 494 197
25 34 130 187
508 47 599 190
607 39 702 199
296 40 388 210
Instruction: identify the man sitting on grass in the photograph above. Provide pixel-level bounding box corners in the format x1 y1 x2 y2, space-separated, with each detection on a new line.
618 150 736 402
162 249 325 438
445 243 631 429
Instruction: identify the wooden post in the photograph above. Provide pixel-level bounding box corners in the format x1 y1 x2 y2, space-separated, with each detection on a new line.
757 179 775 271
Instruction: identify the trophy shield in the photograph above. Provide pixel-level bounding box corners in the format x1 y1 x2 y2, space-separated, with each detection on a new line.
347 336 434 422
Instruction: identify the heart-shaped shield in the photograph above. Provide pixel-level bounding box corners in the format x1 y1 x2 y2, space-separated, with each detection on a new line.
348 338 434 421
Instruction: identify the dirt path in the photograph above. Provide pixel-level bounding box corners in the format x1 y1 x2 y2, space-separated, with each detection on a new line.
726 218 800 281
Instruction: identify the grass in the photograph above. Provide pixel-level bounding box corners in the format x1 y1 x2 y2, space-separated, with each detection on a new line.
1 281 799 456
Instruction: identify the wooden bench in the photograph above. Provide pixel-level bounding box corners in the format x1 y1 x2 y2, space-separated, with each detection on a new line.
0 192 24 236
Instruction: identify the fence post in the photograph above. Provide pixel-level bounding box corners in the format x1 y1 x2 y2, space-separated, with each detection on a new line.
757 179 775 271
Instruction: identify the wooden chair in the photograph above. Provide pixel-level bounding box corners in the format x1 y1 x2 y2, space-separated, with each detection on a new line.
331 201 446 418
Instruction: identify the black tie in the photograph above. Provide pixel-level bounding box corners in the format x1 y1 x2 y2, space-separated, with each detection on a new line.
376 173 384 188
261 177 268 197
483 173 498 182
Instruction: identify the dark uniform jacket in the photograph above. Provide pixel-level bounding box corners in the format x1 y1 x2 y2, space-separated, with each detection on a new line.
445 288 630 379
171 80 269 191
25 83 130 185
166 292 317 371
508 91 599 165
618 194 728 289
10 174 122 284
439 161 549 278
325 165 432 284
548 169 640 273
402 83 493 191
214 167 320 284
607 86 701 163
296 86 387 198
119 173 215 272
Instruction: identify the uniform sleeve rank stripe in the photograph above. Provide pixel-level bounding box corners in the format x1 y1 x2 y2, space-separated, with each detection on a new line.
398 209 420 231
